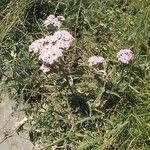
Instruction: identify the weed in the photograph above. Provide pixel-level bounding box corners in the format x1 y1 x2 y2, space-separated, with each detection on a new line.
0 0 150 149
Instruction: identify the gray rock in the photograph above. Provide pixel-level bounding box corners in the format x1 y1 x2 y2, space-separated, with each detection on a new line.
0 84 35 150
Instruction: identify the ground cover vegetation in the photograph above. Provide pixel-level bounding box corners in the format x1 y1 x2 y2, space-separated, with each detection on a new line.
0 0 150 149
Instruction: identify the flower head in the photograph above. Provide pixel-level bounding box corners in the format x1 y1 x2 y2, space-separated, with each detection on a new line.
54 30 74 41
43 14 65 28
88 56 105 67
117 49 134 64
43 15 55 27
53 30 75 49
39 45 63 65
28 26 75 73
40 63 50 73
29 38 45 53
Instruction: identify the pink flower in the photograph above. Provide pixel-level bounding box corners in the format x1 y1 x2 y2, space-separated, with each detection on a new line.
39 30 74 65
43 15 55 27
53 30 75 49
28 28 75 74
29 38 45 53
40 63 50 73
88 56 105 67
43 14 65 28
53 18 61 28
55 40 72 49
29 30 74 65
54 30 75 41
117 49 134 64
44 35 57 44
39 45 63 65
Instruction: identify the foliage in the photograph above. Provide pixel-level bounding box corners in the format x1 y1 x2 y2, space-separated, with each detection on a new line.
0 0 150 149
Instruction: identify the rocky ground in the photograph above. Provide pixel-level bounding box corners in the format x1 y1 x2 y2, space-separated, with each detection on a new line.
0 81 35 150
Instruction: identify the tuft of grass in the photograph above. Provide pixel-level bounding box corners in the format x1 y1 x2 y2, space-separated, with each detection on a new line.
0 0 38 42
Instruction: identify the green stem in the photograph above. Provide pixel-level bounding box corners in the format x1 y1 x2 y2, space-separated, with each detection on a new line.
59 63 74 95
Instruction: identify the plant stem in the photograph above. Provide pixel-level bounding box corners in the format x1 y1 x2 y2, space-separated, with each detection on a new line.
59 63 74 95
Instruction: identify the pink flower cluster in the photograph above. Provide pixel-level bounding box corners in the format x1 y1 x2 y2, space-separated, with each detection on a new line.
88 49 134 67
117 49 134 64
29 30 75 73
43 15 65 28
88 56 105 67
39 63 51 73
29 38 45 53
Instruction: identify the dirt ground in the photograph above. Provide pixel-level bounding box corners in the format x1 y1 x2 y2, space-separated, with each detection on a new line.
0 82 35 150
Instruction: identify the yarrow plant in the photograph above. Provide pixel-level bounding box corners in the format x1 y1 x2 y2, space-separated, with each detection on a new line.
43 14 65 28
117 49 134 64
28 38 45 54
28 14 75 73
28 14 135 75
39 63 51 73
88 56 105 67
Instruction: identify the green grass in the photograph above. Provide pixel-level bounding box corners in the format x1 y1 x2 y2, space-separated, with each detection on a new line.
0 0 150 149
